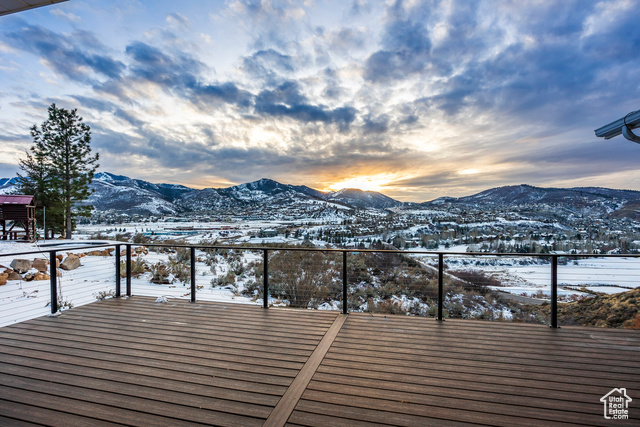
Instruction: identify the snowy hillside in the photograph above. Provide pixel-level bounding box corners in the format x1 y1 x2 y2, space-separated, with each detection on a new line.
422 184 640 219
0 172 403 217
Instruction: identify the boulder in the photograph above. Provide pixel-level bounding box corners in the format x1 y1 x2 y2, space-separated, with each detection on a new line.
33 273 50 281
10 259 32 274
3 269 22 281
85 248 114 257
32 259 49 272
24 272 35 281
60 254 81 271
0 273 7 286
56 254 63 262
135 246 148 255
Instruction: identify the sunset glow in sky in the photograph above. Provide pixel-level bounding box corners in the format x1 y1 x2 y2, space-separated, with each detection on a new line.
1 0 639 201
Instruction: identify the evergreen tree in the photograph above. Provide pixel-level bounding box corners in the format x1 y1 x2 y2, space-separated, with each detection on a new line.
19 104 99 238
16 147 62 238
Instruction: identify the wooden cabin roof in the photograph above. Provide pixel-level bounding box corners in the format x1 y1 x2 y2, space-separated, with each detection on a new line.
0 195 35 206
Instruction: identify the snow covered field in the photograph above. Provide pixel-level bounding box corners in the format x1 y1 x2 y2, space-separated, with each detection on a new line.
0 236 262 328
419 253 640 298
2 220 640 327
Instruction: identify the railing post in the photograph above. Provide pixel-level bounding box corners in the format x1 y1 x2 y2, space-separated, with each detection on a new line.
342 251 348 314
550 255 559 328
263 249 269 309
126 244 132 297
115 244 121 298
437 253 444 321
190 246 196 303
49 250 57 314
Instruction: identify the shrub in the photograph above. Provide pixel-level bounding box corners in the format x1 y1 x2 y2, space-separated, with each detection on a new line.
150 262 171 284
169 259 190 283
120 257 149 278
132 233 149 244
211 271 236 288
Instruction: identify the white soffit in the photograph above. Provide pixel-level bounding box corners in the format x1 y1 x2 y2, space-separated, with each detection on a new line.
0 0 68 17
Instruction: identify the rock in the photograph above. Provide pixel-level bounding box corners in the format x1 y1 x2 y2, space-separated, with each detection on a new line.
135 246 148 255
60 254 81 271
56 254 63 262
3 269 22 281
32 259 49 272
33 273 50 281
0 273 7 286
10 259 32 274
85 249 114 257
24 273 35 281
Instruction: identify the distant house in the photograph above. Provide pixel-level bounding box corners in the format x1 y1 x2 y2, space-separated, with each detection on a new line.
259 229 278 238
0 195 36 242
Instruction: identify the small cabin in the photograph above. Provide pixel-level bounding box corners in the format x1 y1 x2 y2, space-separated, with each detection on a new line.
0 195 36 242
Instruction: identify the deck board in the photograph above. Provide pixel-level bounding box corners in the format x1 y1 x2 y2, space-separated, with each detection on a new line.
291 312 640 427
1 297 639 426
0 297 337 426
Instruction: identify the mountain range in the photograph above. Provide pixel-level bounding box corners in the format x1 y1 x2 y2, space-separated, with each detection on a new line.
3 172 640 220
74 172 401 217
426 184 640 219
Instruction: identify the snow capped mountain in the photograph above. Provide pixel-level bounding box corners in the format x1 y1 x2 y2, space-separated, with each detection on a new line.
7 172 640 221
326 188 402 209
0 177 19 194
94 172 192 202
423 184 640 219
177 178 355 218
90 173 183 216
0 173 401 217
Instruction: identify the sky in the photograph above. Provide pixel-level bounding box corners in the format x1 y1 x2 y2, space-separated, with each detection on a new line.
1 0 639 202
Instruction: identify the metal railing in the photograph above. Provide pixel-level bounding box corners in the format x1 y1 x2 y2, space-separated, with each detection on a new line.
2 243 639 328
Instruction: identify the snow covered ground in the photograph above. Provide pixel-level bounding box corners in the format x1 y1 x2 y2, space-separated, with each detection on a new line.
0 237 261 328
412 251 640 298
2 221 640 327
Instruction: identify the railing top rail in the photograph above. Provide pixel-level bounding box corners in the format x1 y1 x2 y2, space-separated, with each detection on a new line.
2 241 640 259
122 243 640 258
0 243 118 258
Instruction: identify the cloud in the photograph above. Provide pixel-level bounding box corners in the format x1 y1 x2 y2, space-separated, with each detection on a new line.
50 9 82 23
4 24 124 83
166 12 191 30
0 162 19 178
242 48 295 84
225 0 308 50
362 114 389 134
125 41 202 89
3 0 640 201
253 80 357 128
364 4 432 82
192 82 254 108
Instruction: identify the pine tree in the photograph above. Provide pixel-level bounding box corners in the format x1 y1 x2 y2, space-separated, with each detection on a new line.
16 147 64 238
19 104 99 238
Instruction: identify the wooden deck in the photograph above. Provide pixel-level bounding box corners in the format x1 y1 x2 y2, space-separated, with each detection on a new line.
0 297 638 426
